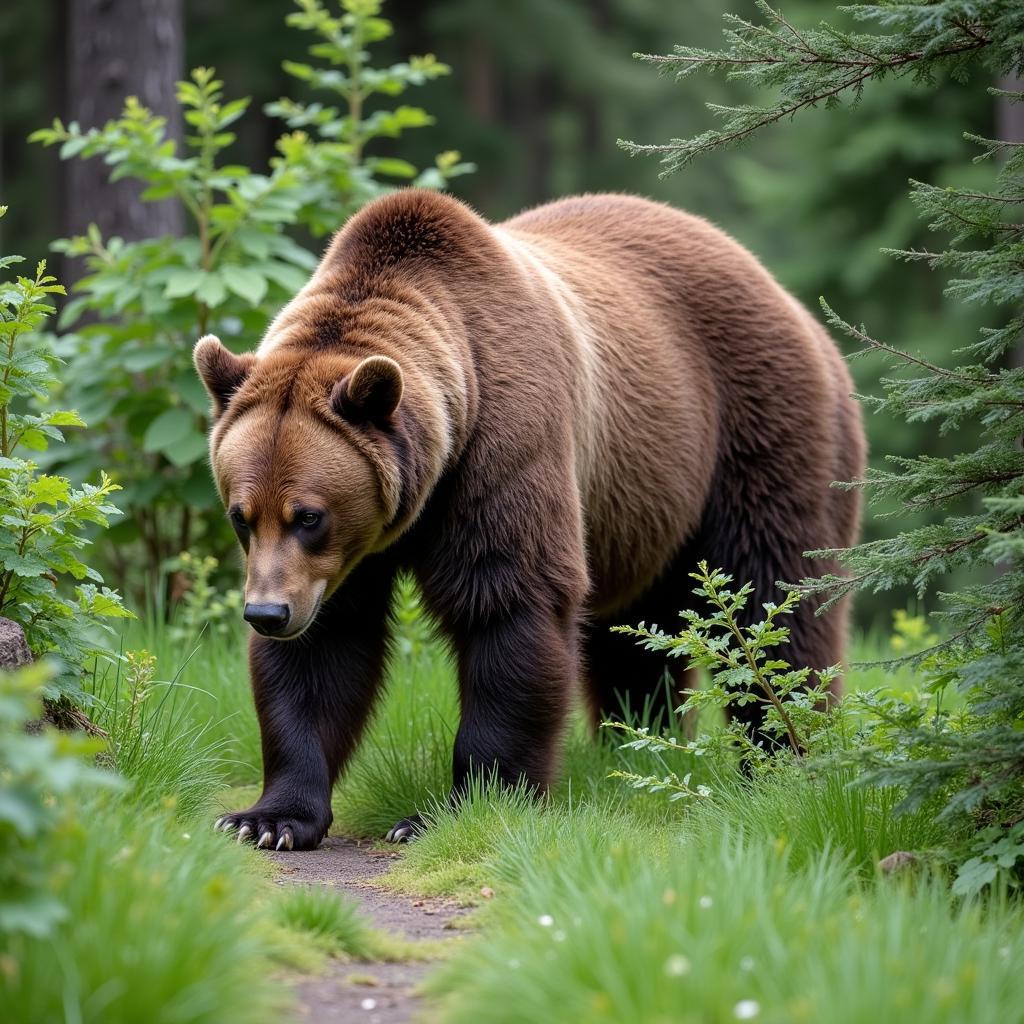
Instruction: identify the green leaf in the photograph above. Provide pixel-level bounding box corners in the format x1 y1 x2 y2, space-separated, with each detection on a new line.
220 265 268 306
163 430 209 468
370 157 417 179
142 407 195 454
195 273 228 308
29 475 71 506
44 411 86 428
163 268 206 299
1 551 49 578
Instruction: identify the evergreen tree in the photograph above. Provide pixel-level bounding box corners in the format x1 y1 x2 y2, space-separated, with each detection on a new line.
627 1 1024 888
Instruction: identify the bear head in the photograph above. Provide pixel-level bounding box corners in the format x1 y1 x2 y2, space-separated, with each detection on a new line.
193 333 404 639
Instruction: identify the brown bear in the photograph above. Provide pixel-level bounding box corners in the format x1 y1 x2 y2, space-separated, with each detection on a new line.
194 189 865 850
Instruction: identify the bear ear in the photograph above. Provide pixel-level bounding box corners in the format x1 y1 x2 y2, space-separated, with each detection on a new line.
330 355 404 425
193 334 256 418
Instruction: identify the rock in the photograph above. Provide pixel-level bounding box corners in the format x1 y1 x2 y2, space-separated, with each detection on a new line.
878 850 919 873
0 618 32 671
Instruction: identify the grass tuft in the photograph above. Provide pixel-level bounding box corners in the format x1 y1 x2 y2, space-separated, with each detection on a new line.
272 884 377 959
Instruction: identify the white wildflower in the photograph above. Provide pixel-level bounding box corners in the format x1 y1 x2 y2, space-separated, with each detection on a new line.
664 954 691 977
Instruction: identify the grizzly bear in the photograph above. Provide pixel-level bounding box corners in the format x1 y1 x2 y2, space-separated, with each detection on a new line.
195 190 865 850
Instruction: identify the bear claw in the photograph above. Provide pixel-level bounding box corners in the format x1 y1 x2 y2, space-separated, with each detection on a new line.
385 815 424 843
214 810 325 851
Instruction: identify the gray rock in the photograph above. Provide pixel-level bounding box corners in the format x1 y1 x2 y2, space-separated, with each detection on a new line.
878 850 919 873
0 617 32 671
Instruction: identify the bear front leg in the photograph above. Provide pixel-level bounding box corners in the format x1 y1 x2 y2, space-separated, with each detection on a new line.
216 564 395 850
455 602 576 789
384 602 575 843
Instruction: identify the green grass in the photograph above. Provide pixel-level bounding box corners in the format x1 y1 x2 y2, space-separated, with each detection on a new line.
695 765 946 877
427 823 1024 1023
2 796 288 1023
107 615 262 785
32 591 1015 1024
274 883 375 956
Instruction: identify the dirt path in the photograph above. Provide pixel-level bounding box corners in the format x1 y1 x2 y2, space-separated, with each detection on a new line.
268 837 469 1023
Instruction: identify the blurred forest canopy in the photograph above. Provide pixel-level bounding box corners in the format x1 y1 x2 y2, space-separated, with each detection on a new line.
0 0 1003 626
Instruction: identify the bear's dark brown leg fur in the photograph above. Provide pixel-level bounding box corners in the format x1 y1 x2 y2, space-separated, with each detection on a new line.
215 558 397 850
584 577 697 730
450 601 576 795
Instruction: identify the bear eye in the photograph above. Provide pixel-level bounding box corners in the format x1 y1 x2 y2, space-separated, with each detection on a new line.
297 510 322 529
229 507 248 530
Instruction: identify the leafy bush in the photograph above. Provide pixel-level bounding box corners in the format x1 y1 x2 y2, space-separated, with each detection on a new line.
0 213 130 693
0 662 116 939
607 562 841 801
628 0 1024 893
31 0 472 590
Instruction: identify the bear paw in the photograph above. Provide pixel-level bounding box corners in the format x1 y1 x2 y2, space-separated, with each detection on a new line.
385 814 424 843
214 807 330 851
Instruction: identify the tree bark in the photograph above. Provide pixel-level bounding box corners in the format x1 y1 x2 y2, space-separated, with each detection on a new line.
62 0 184 261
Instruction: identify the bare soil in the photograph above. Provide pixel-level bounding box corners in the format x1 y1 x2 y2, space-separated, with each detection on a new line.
269 836 469 1023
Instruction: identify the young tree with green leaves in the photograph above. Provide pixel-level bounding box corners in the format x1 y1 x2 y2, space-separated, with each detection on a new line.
625 0 1024 891
0 207 130 696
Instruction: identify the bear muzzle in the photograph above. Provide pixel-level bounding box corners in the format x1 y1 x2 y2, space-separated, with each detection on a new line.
243 602 292 637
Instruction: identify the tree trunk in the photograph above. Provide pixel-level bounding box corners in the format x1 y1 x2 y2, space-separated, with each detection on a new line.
61 0 184 267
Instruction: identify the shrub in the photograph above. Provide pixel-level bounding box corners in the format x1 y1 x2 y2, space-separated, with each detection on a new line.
31 0 472 591
0 212 130 695
0 662 116 939
626 0 1024 894
607 562 841 802
166 550 243 644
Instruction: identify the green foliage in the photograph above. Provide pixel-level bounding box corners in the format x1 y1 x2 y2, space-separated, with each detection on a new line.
0 217 130 692
268 0 474 234
620 0 1021 174
29 0 471 589
610 562 839 768
0 662 117 939
167 550 243 644
631 0 1024 894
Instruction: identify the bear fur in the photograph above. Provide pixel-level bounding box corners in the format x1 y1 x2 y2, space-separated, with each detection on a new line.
195 190 865 850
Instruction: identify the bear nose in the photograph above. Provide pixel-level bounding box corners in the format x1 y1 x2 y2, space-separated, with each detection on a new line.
243 602 291 636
